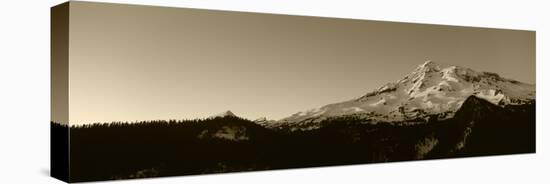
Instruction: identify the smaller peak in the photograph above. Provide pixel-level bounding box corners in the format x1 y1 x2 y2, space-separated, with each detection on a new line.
221 110 236 117
210 110 237 118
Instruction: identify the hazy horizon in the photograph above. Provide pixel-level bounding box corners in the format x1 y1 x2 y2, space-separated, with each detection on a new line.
63 2 535 124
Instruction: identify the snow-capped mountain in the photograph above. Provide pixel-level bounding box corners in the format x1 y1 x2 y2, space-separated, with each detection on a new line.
269 61 535 130
208 110 237 119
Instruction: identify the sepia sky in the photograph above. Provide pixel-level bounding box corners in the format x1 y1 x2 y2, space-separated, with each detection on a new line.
66 1 535 124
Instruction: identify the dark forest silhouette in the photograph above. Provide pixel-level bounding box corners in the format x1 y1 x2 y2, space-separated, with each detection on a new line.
51 96 535 182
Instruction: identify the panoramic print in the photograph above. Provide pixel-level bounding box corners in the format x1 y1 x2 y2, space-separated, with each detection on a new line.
51 1 535 182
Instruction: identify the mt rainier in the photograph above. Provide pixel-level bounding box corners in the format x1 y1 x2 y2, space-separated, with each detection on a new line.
267 61 535 130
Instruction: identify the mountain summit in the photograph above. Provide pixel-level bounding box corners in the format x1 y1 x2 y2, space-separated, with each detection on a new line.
209 110 237 119
270 61 535 130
